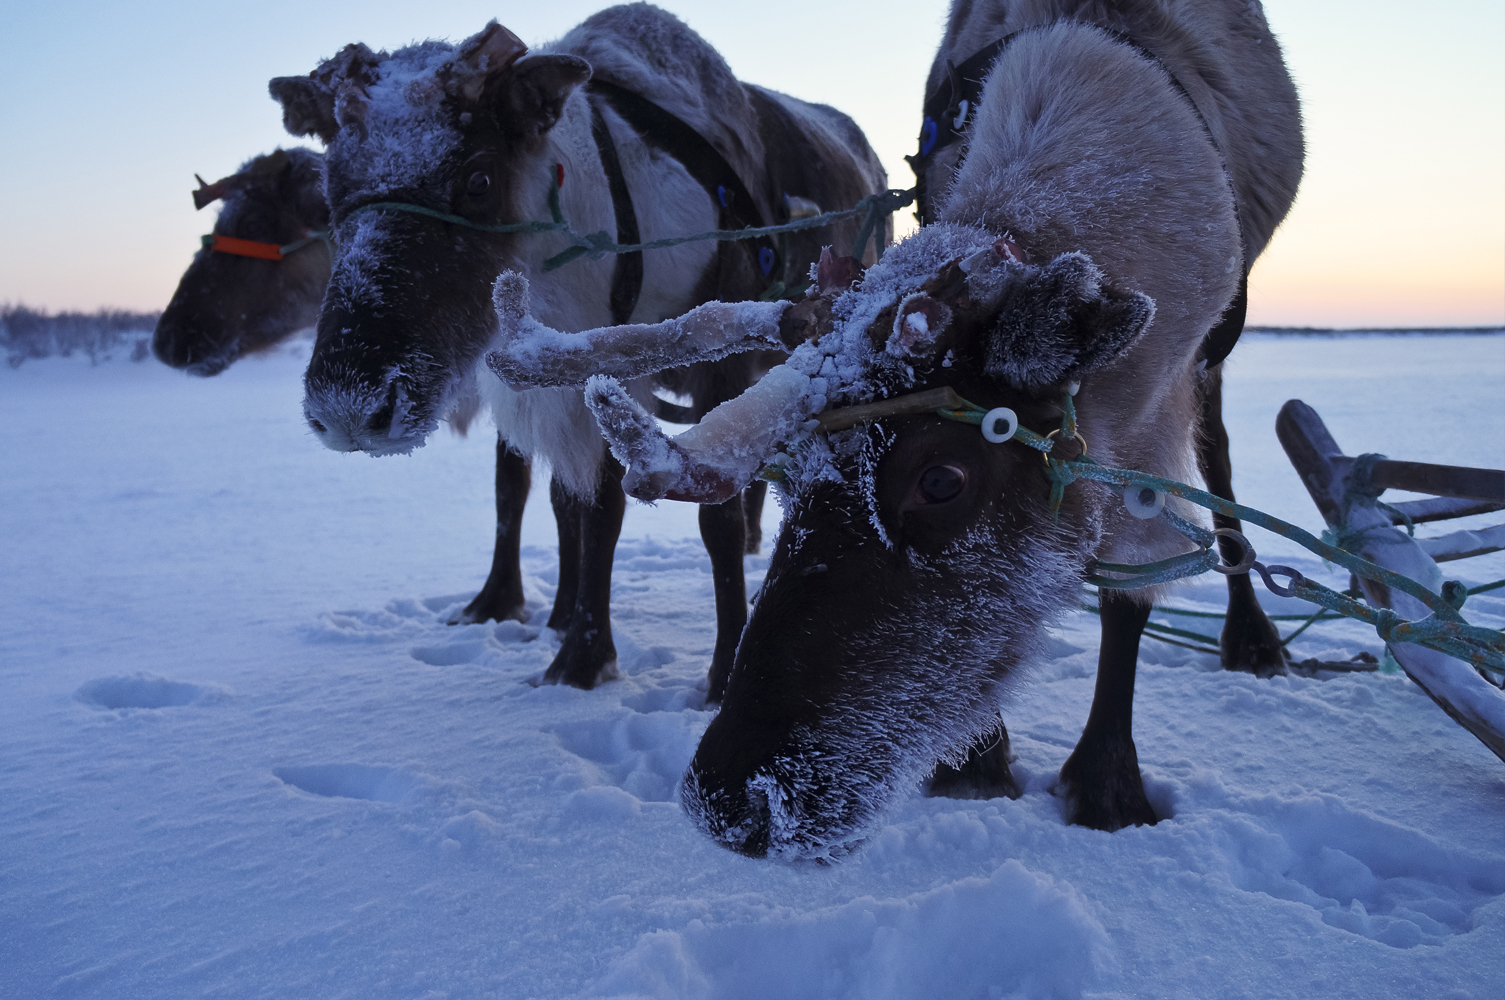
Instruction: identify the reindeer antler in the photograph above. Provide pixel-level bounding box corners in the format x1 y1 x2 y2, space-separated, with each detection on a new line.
193 171 245 211
484 271 791 389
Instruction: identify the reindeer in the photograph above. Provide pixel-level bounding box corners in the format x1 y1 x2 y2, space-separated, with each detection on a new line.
267 4 888 691
152 145 533 627
487 0 1303 858
154 148 331 377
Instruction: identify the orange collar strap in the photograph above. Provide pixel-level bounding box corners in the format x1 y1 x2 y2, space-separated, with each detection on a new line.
201 233 286 260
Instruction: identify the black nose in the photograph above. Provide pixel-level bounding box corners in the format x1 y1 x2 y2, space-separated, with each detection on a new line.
360 379 401 436
681 759 772 858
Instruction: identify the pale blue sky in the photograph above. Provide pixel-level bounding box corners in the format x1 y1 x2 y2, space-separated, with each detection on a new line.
1 0 1500 325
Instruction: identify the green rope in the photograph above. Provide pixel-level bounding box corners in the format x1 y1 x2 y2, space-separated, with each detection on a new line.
925 390 1505 673
341 172 916 274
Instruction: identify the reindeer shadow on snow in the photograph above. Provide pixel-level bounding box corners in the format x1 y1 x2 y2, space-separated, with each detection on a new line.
489 0 1303 858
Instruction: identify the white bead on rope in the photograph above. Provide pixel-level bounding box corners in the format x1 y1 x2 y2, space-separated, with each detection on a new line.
980 407 1018 443
1123 484 1166 519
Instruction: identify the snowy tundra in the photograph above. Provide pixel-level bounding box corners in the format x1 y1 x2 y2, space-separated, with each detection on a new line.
268 4 887 694
487 0 1304 858
2 335 1502 999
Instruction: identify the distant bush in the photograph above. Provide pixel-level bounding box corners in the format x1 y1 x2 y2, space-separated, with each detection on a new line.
1 303 161 368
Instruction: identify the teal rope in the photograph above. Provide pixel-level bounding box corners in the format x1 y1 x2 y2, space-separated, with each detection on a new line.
922 390 1505 672
342 173 915 274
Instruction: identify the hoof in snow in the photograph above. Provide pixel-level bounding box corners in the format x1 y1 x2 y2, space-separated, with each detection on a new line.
1055 739 1158 831
1220 577 1287 678
926 721 1021 800
540 621 619 690
450 582 530 626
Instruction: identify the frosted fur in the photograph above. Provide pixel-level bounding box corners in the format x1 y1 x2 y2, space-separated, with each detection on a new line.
669 1 1303 860
547 3 772 223
586 365 821 504
291 5 884 498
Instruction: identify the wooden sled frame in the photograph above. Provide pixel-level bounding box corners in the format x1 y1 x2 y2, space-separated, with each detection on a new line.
1277 399 1505 761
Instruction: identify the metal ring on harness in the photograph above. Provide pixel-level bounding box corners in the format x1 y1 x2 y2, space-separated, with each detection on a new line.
1211 527 1258 576
1044 427 1088 464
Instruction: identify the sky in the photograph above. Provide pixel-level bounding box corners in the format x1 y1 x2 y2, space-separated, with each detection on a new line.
0 0 1500 327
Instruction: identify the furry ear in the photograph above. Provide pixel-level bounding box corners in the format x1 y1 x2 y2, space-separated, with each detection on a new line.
499 55 592 134
269 44 382 144
270 75 337 143
982 252 1154 388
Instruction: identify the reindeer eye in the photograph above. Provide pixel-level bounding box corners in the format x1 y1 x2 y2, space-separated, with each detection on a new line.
466 172 490 197
918 465 967 504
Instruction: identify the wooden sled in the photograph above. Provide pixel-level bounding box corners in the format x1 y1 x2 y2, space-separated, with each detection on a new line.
1277 399 1505 761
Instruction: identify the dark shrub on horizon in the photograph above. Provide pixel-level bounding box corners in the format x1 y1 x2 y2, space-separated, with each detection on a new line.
2 303 162 368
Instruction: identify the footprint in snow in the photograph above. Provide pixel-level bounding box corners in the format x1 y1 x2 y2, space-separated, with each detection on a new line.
273 764 421 804
1221 793 1505 948
75 674 227 710
551 710 708 803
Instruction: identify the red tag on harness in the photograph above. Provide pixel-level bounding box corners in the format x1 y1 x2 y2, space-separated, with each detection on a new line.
555 163 565 188
206 234 285 260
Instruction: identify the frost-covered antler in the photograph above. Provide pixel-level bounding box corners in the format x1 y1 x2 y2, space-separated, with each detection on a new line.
585 366 822 503
485 272 790 389
484 253 863 503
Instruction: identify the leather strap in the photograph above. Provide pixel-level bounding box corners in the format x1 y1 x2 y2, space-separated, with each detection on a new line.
588 101 643 325
587 79 780 282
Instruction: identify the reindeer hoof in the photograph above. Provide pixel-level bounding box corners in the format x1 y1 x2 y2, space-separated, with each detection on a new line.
926 721 1021 800
542 623 619 689
1220 580 1287 678
450 587 529 626
1056 741 1157 831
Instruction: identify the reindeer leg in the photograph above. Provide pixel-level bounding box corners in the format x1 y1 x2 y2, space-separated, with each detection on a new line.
926 719 1021 800
741 480 768 555
701 498 748 703
1196 367 1286 676
453 435 530 624
546 477 582 632
542 458 624 689
1058 592 1158 830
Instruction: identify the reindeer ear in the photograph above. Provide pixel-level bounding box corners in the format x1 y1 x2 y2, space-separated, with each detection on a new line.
269 76 338 143
269 44 382 145
982 252 1154 389
500 55 592 134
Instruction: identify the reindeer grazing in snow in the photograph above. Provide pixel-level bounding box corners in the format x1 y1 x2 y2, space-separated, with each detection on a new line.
488 0 1303 857
268 4 888 691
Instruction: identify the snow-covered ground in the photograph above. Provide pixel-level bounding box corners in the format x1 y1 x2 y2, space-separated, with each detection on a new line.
3 333 1503 999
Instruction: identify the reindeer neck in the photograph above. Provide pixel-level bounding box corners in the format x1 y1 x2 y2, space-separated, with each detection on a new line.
506 92 620 333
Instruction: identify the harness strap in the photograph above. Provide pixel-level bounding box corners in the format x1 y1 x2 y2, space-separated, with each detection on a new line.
201 230 333 262
909 24 1250 368
588 100 643 325
202 233 287 261
587 79 781 282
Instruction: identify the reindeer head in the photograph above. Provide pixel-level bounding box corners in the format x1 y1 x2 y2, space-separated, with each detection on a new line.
490 223 1153 858
268 23 592 454
154 148 329 376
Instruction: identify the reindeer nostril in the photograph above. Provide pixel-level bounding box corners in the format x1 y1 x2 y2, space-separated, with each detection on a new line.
366 381 399 435
309 418 328 434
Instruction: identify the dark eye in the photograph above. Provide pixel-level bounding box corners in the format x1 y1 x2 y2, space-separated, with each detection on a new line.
466 172 490 197
917 464 967 504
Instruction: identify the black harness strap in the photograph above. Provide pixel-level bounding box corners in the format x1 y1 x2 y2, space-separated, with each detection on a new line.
909 26 1251 368
587 79 781 283
588 100 643 325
